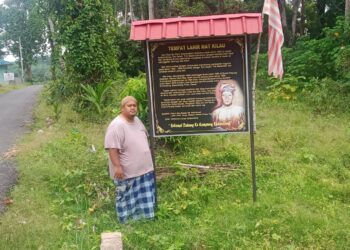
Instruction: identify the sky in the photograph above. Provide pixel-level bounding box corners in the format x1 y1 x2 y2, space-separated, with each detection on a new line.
4 55 16 62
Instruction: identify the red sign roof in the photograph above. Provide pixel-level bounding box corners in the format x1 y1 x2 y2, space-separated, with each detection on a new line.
130 13 262 41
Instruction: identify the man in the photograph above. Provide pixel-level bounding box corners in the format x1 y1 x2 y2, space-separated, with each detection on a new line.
105 96 155 223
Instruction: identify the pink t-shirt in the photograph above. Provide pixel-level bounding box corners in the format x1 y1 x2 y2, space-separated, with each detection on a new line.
104 115 154 179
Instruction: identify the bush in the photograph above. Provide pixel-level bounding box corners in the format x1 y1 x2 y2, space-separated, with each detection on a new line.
80 81 113 116
47 73 126 121
157 136 195 154
301 77 350 114
266 74 307 101
335 45 350 80
283 41 326 79
115 25 145 77
47 79 79 104
118 74 149 123
283 17 350 81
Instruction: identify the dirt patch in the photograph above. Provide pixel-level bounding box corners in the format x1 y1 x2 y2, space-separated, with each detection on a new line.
0 159 17 213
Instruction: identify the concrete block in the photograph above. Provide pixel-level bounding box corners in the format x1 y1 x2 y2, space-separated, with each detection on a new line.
100 232 123 250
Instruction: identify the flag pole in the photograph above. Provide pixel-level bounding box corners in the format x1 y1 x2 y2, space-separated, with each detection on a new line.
247 35 257 202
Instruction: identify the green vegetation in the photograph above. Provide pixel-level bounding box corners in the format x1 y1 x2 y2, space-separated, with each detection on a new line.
0 87 349 249
0 83 28 94
1 1 350 249
283 17 350 80
57 1 119 85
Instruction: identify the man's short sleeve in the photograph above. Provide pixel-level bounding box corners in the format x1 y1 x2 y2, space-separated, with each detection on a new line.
104 122 124 150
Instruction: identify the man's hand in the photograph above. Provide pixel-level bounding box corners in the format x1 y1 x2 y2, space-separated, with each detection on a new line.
114 166 124 179
108 148 124 180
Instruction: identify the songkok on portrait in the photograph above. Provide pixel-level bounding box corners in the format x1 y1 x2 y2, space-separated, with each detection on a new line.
221 84 235 93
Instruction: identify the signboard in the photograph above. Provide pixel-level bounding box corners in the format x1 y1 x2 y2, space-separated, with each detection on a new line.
4 73 15 81
147 36 250 137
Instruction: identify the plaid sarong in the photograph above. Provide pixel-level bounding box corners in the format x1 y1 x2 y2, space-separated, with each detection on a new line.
114 171 155 223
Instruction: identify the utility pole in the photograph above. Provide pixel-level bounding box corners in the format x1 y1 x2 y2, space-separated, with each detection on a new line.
19 37 24 83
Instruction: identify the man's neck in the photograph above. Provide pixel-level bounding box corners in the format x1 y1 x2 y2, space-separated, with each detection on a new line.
121 114 135 123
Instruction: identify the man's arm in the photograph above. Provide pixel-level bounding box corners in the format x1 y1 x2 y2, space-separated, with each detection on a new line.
108 148 124 179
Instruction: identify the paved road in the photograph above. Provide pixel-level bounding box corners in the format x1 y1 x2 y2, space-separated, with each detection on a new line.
0 85 42 213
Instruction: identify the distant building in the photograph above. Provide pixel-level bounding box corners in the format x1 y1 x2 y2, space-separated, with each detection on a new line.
0 59 13 83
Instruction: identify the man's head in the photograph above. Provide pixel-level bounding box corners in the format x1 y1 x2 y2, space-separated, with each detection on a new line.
120 96 138 120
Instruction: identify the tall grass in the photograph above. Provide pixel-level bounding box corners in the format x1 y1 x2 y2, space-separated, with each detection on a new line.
0 90 349 249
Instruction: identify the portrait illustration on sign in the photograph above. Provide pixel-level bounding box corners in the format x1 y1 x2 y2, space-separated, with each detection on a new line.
211 79 245 131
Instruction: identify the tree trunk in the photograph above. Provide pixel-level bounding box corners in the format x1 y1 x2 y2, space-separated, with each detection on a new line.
218 0 224 14
129 0 134 21
346 0 350 23
168 0 171 17
279 0 289 45
24 63 32 83
300 0 305 35
291 0 301 45
279 0 287 28
140 0 144 20
112 0 118 18
48 17 65 77
48 17 65 73
124 0 128 23
47 18 56 80
316 0 326 28
154 0 159 18
148 0 155 19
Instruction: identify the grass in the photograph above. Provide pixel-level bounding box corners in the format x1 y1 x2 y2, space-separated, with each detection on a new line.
0 89 349 249
0 83 28 94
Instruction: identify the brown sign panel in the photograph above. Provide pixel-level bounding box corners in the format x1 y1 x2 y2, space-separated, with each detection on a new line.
147 36 249 137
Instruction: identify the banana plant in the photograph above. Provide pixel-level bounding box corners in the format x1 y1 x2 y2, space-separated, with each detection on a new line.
80 81 112 115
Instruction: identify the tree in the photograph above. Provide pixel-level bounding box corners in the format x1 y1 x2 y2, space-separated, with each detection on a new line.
300 0 305 35
0 39 5 58
291 0 301 44
36 0 66 80
278 0 291 46
129 0 135 21
0 0 46 82
315 0 345 36
0 49 5 59
149 0 155 19
53 0 119 85
346 0 350 23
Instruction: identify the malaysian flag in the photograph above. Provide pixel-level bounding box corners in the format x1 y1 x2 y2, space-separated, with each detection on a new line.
263 0 284 79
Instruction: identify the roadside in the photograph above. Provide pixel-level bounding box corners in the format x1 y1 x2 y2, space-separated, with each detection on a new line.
0 83 28 95
0 160 17 213
0 85 42 213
